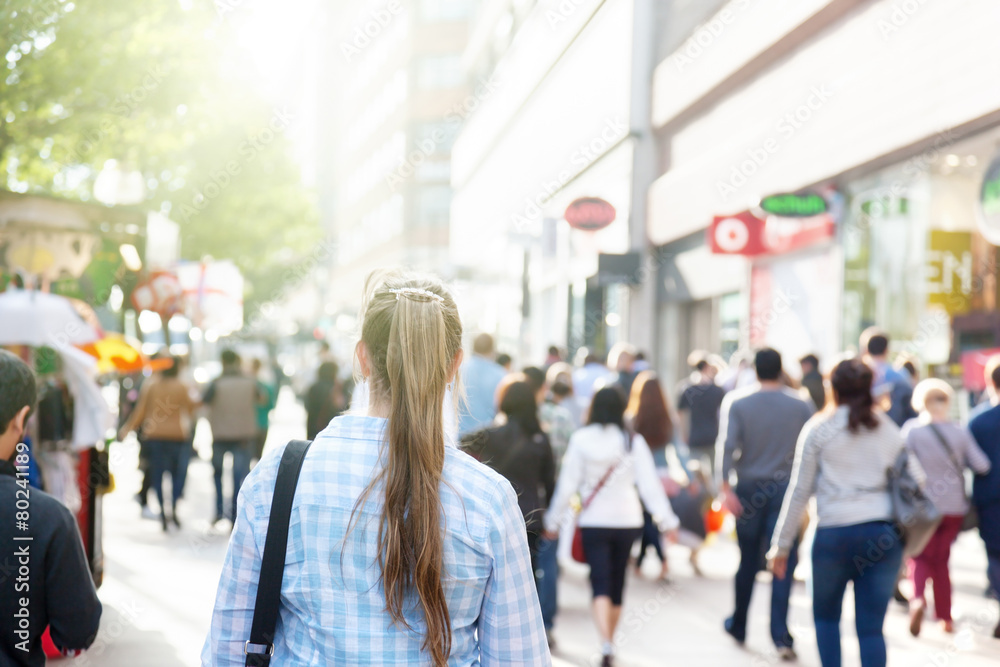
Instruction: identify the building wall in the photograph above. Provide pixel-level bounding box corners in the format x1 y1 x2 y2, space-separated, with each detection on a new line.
450 0 643 363
648 0 1000 245
319 0 476 321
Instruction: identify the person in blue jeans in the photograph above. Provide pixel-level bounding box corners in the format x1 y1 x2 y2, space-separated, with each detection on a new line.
770 358 925 667
716 348 813 658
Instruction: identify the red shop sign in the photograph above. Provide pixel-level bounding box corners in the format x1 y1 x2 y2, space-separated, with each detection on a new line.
709 210 835 256
565 197 616 232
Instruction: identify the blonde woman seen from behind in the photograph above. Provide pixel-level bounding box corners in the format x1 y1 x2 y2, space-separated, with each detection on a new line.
203 271 550 666
902 379 991 636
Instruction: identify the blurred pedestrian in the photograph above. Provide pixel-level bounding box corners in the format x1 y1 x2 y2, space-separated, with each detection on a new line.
677 355 726 476
204 271 549 664
862 327 916 427
799 353 825 411
969 355 999 421
251 358 277 462
119 356 199 531
770 358 926 667
544 345 562 368
632 350 651 374
717 349 813 659
0 350 103 662
547 362 583 428
496 352 513 372
462 380 557 645
305 360 346 440
458 333 507 436
902 379 990 636
543 387 679 666
203 350 262 524
572 348 613 413
625 371 674 581
969 356 1000 639
607 342 638 398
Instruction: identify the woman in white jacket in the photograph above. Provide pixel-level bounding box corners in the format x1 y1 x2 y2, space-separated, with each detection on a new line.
543 387 679 666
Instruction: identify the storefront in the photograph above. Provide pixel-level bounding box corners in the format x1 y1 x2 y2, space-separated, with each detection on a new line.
839 125 1000 377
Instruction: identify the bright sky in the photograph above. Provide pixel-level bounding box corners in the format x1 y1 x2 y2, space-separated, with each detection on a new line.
224 0 323 186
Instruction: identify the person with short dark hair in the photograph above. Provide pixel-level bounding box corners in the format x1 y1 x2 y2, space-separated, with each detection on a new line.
798 353 825 411
203 350 263 524
119 356 199 530
0 349 102 663
543 387 678 665
861 327 915 426
496 353 512 372
716 348 812 658
677 356 726 476
969 357 1000 639
770 358 925 666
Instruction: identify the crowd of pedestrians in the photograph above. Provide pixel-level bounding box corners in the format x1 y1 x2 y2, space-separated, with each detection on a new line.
98 290 1000 667
441 320 1000 666
14 268 997 665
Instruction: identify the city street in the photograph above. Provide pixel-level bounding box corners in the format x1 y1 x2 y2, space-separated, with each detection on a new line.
65 389 1000 667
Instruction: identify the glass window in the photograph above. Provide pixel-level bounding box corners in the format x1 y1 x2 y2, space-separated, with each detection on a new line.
416 54 464 89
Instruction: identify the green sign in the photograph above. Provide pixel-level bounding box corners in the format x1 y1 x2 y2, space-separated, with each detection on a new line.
980 154 1000 245
759 192 828 217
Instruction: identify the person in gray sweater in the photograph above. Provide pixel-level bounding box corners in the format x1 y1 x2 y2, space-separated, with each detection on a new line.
716 348 813 659
769 358 926 667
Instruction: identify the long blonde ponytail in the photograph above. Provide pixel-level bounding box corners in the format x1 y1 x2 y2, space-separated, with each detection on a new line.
350 270 462 665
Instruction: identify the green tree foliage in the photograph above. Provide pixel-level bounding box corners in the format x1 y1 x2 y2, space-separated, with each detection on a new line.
0 0 321 313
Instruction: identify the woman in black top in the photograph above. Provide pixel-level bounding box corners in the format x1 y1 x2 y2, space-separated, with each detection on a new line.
461 379 556 568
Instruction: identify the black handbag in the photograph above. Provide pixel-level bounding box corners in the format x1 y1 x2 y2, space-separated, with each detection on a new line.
243 439 313 667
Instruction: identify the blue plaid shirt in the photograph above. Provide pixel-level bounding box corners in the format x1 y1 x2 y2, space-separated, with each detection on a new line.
202 415 550 666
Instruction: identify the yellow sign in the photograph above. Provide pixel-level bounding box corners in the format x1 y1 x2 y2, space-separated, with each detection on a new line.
926 230 972 314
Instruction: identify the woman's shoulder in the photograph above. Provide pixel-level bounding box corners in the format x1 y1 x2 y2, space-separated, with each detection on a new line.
444 445 516 497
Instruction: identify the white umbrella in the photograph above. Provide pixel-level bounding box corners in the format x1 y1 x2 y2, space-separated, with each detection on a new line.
0 289 101 347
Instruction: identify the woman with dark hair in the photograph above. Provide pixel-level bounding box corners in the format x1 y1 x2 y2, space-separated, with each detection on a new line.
461 380 555 606
544 387 678 666
625 371 674 580
769 358 926 667
119 356 198 531
204 271 549 665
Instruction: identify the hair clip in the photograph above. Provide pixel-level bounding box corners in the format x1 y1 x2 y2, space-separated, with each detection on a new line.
387 287 445 303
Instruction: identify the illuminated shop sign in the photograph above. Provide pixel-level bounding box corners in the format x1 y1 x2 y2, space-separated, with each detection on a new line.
979 154 1000 245
564 197 616 232
758 191 828 217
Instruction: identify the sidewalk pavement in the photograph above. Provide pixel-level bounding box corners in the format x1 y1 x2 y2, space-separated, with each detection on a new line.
63 389 1000 666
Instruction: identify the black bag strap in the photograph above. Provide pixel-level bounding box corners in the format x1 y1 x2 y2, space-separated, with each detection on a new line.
244 439 313 667
927 424 968 498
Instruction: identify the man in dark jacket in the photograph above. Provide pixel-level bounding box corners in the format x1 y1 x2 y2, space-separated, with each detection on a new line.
0 349 102 665
970 356 1000 639
798 353 825 411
